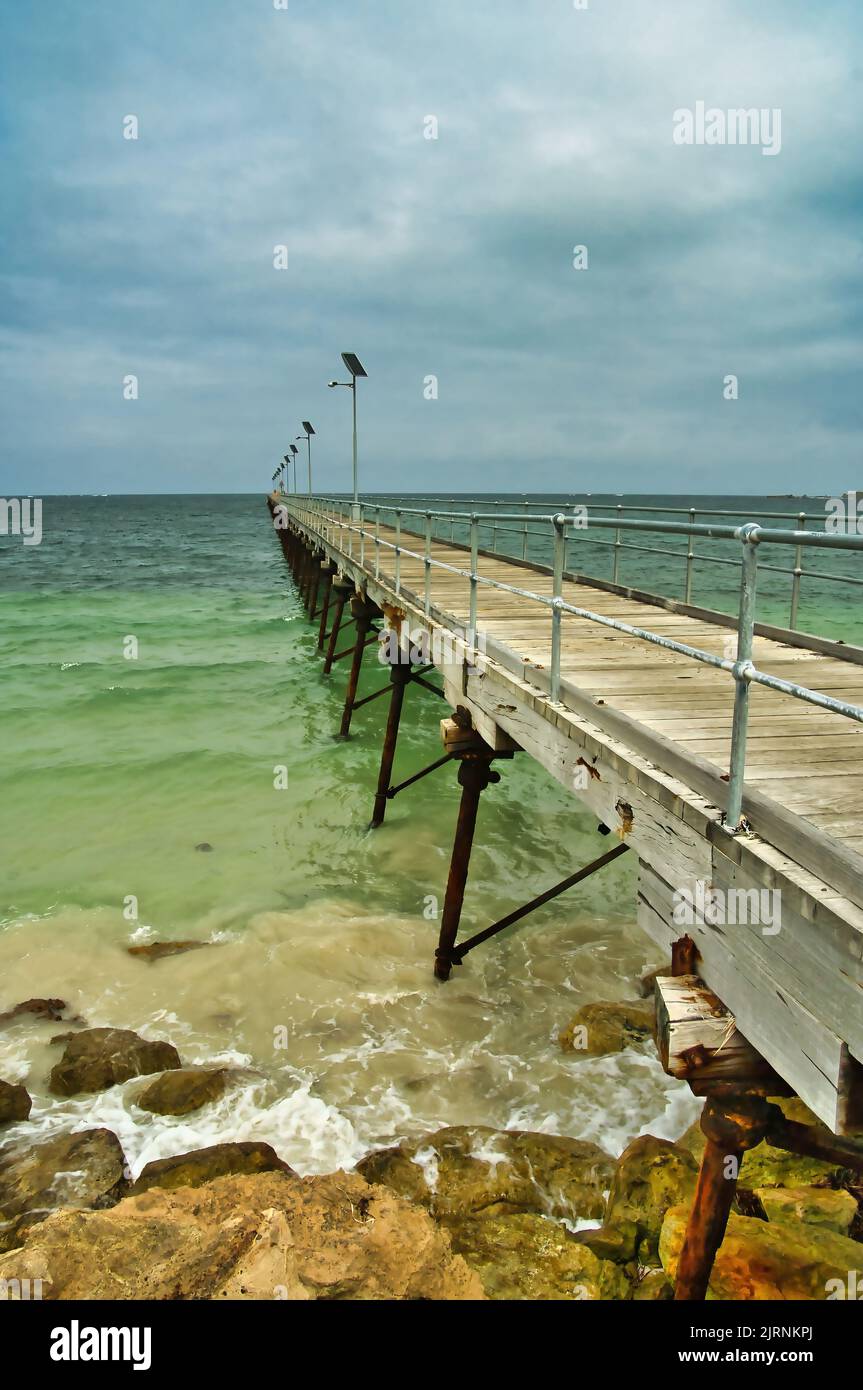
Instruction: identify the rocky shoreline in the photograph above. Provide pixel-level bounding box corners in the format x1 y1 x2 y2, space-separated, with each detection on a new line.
2 997 862 1300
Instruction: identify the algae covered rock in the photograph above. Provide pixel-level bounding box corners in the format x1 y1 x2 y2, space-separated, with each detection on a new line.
0 1170 484 1301
660 1203 863 1300
357 1125 614 1225
632 1268 674 1300
571 1219 640 1263
756 1185 858 1236
448 1211 631 1300
49 1028 181 1097
559 999 655 1056
0 1127 127 1252
604 1134 698 1263
129 1141 293 1195
0 1079 31 1125
136 1068 229 1116
678 1096 851 1189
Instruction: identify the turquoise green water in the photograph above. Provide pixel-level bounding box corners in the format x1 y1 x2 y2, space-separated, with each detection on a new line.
0 494 856 1176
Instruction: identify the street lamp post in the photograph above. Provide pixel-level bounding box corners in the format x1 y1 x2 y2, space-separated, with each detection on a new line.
283 455 292 494
289 444 299 494
328 352 367 519
301 422 315 495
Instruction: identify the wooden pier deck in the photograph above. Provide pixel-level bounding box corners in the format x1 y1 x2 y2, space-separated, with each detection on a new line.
274 499 863 1139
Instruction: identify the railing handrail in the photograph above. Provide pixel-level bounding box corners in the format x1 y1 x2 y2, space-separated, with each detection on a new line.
278 493 863 551
306 492 829 526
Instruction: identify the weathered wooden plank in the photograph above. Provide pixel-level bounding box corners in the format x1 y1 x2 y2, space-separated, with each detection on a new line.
637 861 848 1130
655 974 775 1082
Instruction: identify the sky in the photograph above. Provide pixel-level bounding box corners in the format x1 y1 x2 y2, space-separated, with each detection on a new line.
1 0 861 496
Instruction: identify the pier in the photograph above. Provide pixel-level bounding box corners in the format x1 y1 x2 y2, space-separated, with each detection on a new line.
268 492 863 1299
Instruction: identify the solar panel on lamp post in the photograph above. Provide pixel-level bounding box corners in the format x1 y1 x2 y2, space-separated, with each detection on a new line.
328 352 367 518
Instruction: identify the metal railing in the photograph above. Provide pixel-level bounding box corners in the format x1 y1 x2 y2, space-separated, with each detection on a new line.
277 494 863 830
285 493 858 634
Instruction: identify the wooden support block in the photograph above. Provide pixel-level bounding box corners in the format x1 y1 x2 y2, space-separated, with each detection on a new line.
655 974 775 1083
440 714 485 753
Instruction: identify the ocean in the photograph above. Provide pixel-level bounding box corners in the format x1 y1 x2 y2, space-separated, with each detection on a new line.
0 493 853 1177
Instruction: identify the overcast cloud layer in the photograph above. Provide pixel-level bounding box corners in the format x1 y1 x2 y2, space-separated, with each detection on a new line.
1 0 861 495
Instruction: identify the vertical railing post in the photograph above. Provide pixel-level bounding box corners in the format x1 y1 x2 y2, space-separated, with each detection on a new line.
522 502 529 561
450 502 455 544
424 512 432 615
375 508 381 580
551 514 565 702
469 514 479 648
613 504 623 583
359 503 365 567
492 502 499 555
684 508 696 603
790 511 805 630
725 524 760 830
395 508 402 595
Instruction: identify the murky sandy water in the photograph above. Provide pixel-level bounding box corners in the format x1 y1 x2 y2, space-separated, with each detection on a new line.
0 900 698 1176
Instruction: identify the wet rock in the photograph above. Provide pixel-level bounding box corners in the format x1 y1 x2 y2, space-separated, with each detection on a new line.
0 1128 127 1253
0 1079 31 1126
571 1219 640 1264
678 1096 851 1189
448 1211 631 1300
127 941 211 963
0 999 73 1028
605 1135 699 1264
129 1141 294 1195
559 999 656 1056
0 1171 484 1300
356 1125 613 1225
637 965 671 999
49 1028 181 1097
632 1268 674 1301
660 1203 863 1299
756 1185 858 1236
136 1068 230 1117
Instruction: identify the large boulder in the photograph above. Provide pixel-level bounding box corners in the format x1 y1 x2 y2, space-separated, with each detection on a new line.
0 1079 31 1125
559 1000 656 1056
660 1204 863 1300
448 1212 631 1300
0 1128 127 1252
356 1125 614 1225
604 1135 699 1263
0 1171 485 1301
128 1141 293 1195
49 1028 181 1097
135 1069 229 1117
755 1186 858 1236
